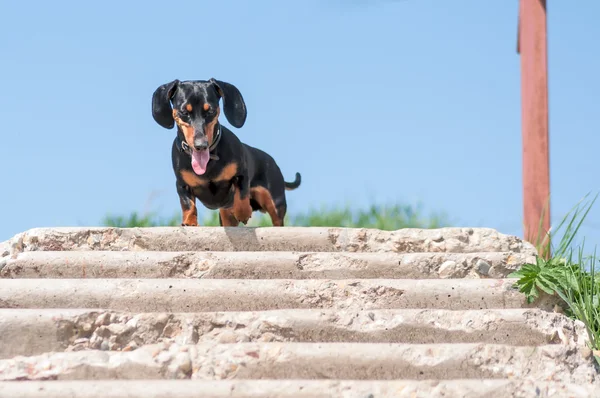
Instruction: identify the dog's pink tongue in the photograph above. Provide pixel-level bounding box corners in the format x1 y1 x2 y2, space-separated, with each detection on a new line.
191 149 210 175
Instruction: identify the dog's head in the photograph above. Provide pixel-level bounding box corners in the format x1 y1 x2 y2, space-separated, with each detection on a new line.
151 79 247 175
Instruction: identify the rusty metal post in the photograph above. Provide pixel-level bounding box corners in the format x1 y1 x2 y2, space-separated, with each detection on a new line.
517 0 550 255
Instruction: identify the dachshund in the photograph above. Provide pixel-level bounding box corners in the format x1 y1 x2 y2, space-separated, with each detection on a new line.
151 78 301 227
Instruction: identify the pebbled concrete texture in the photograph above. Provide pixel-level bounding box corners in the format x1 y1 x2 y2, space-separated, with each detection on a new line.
0 342 596 383
0 250 534 279
0 226 598 396
0 379 597 398
0 308 588 359
0 278 538 312
2 226 538 255
0 241 8 258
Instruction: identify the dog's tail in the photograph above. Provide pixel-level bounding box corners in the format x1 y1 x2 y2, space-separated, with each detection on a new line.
284 172 302 191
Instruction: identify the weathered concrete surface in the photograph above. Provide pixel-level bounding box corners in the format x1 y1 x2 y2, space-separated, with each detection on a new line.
0 308 587 359
2 227 538 255
0 226 596 395
0 278 534 312
0 342 596 383
0 241 8 257
0 379 596 398
0 250 534 279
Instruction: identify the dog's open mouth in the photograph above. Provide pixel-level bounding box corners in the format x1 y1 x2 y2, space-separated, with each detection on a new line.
191 148 210 175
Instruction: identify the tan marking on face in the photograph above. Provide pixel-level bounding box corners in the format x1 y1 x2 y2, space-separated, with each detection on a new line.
205 106 220 145
250 186 282 226
180 170 208 187
185 103 193 112
173 109 195 148
203 103 210 111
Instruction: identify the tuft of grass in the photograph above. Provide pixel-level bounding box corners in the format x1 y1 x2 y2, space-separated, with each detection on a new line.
292 203 448 230
103 211 220 227
508 257 568 304
509 194 597 302
102 211 180 228
102 202 449 230
558 246 600 356
509 193 600 364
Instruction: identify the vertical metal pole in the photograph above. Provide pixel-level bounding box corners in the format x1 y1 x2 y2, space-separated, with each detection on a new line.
518 0 550 255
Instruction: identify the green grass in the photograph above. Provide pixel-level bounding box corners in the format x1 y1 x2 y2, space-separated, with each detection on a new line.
102 202 449 230
101 212 180 228
508 193 600 365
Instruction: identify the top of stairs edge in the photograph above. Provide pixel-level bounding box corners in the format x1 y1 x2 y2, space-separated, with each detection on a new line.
0 226 538 257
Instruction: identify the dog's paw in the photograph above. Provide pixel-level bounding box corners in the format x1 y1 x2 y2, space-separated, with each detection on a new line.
233 210 252 225
236 215 252 225
181 222 198 227
233 204 252 225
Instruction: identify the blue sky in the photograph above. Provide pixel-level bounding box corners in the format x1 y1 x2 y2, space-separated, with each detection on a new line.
0 0 598 246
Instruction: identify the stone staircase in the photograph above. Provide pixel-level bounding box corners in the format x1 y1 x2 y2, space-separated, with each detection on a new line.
0 226 597 397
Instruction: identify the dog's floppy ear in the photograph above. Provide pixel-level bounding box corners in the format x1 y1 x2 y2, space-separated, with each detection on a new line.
210 78 247 128
152 79 180 129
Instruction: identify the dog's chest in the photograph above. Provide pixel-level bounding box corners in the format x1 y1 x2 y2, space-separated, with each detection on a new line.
193 181 235 209
179 163 238 208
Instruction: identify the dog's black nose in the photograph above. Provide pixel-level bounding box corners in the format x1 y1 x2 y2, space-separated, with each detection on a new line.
194 141 208 151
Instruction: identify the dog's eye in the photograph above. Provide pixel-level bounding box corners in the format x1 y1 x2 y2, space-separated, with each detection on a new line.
179 109 189 116
206 108 216 116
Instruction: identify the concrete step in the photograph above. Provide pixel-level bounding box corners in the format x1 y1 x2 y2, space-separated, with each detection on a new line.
0 226 595 393
0 308 584 359
0 379 596 398
0 250 534 279
0 342 595 382
0 278 537 312
1 226 537 254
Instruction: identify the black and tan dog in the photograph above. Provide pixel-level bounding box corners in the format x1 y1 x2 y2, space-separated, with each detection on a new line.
152 78 301 227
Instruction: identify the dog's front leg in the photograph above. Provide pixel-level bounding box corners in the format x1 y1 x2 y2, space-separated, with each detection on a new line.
219 208 239 227
177 182 198 226
232 176 253 225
